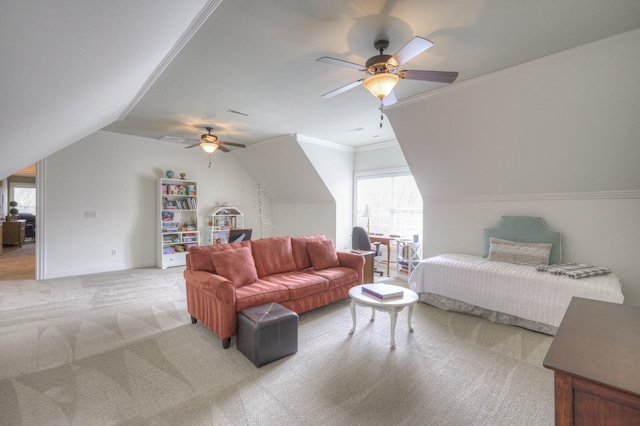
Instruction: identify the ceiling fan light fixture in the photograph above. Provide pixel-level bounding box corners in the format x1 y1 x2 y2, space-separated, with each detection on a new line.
363 73 399 99
200 142 218 154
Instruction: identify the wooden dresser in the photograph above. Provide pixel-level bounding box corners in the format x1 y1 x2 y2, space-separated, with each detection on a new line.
543 297 640 425
2 219 25 247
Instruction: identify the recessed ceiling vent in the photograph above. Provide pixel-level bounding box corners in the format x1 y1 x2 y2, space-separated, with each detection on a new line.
160 136 187 143
227 109 250 117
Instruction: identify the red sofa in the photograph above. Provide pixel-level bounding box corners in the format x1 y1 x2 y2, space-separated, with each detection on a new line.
184 235 364 348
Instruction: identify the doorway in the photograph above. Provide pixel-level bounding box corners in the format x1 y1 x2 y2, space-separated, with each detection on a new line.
1 163 38 280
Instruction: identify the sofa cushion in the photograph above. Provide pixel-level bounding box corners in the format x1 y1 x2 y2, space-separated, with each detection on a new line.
210 247 258 288
305 267 359 290
291 234 326 270
307 239 340 270
263 271 329 300
235 280 290 311
251 236 297 278
188 241 251 273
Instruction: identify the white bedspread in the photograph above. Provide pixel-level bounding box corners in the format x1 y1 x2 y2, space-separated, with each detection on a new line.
408 253 624 328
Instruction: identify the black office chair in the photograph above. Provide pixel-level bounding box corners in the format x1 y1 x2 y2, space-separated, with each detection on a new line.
352 226 384 276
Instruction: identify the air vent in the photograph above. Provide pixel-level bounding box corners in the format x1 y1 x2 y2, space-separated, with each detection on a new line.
227 109 250 117
160 136 186 143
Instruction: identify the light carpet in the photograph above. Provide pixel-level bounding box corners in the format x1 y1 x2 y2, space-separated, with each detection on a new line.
0 267 555 425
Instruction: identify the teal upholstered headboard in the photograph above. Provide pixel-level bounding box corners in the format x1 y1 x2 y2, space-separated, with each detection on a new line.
482 216 562 264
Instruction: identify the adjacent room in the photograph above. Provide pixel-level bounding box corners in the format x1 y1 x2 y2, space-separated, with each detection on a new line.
1 1 639 425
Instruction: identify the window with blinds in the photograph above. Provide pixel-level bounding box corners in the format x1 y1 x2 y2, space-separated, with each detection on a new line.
354 168 422 239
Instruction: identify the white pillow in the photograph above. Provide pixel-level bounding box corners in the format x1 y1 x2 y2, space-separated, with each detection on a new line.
487 237 552 266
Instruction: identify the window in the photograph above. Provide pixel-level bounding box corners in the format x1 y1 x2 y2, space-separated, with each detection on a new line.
11 183 36 215
354 168 422 238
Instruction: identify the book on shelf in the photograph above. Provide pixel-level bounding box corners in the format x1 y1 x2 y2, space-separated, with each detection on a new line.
162 222 179 232
362 284 404 300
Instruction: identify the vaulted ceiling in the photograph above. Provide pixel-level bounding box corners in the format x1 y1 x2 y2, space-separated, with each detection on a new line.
2 0 640 179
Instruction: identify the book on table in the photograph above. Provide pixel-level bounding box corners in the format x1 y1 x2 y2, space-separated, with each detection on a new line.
362 284 404 300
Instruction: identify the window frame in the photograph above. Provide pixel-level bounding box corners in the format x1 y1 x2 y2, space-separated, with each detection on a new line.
353 167 422 239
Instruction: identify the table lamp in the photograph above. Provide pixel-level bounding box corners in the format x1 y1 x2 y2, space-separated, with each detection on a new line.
361 205 371 234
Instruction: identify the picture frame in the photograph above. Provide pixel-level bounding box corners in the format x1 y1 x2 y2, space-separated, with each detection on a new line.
229 228 252 243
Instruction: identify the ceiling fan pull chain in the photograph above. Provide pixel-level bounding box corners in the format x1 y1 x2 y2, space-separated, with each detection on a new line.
208 155 212 168
380 98 384 128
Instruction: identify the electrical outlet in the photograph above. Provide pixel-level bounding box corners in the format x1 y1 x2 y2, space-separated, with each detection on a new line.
111 249 117 256
84 210 96 218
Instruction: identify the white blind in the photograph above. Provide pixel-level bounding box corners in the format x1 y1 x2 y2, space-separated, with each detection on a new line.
354 169 422 239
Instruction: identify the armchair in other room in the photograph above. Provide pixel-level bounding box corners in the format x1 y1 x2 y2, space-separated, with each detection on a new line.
20 213 36 241
352 226 383 276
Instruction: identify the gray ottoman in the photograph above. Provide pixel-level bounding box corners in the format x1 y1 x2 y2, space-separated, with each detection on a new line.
237 303 298 367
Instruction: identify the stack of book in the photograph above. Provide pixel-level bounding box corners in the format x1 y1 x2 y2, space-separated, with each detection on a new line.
362 284 404 300
162 222 179 233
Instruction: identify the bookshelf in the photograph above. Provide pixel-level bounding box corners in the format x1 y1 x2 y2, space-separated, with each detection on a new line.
157 178 199 269
396 240 421 280
205 206 244 245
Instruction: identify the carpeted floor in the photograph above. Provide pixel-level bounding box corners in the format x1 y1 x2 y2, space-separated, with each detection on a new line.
0 266 555 425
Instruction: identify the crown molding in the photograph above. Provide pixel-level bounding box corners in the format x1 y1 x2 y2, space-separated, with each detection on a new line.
296 134 355 152
117 0 223 121
424 190 640 204
355 140 399 152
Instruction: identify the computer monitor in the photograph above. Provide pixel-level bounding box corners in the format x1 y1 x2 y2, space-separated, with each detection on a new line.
229 228 252 243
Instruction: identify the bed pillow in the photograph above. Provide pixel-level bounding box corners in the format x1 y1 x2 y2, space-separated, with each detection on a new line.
487 237 552 266
210 247 258 288
307 239 340 270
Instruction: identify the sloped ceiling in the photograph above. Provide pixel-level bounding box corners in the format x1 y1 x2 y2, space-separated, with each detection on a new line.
0 0 215 179
2 0 640 180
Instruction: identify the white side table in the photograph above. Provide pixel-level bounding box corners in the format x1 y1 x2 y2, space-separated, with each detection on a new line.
348 284 419 348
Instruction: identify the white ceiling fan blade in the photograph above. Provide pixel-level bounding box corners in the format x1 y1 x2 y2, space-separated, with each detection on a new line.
316 56 364 71
321 79 364 98
389 36 433 67
382 90 397 106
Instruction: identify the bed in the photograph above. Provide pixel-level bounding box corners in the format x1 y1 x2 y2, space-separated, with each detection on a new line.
408 216 624 335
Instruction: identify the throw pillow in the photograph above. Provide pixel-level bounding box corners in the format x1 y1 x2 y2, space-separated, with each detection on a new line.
188 240 251 273
250 236 297 278
307 239 340 270
210 247 258 287
291 234 326 270
487 237 552 266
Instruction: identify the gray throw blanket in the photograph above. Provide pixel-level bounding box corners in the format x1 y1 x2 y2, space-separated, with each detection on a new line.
536 263 612 279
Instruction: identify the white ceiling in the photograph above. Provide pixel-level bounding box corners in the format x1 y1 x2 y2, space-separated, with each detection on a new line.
2 0 640 179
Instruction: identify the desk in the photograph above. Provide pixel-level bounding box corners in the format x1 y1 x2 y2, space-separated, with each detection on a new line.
368 235 394 276
543 297 640 425
351 250 375 283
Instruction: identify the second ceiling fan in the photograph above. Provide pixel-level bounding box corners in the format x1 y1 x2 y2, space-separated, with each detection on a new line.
317 36 458 106
184 127 246 167
184 127 246 154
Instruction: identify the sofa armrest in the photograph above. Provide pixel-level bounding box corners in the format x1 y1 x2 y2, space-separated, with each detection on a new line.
184 269 238 342
184 269 235 301
337 251 365 285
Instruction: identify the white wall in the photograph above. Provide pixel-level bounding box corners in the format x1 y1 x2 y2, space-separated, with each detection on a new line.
235 133 357 250
298 136 355 250
388 29 640 306
42 130 255 278
354 141 407 172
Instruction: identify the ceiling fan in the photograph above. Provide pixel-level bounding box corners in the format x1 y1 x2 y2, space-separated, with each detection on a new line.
317 36 458 107
184 127 246 167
